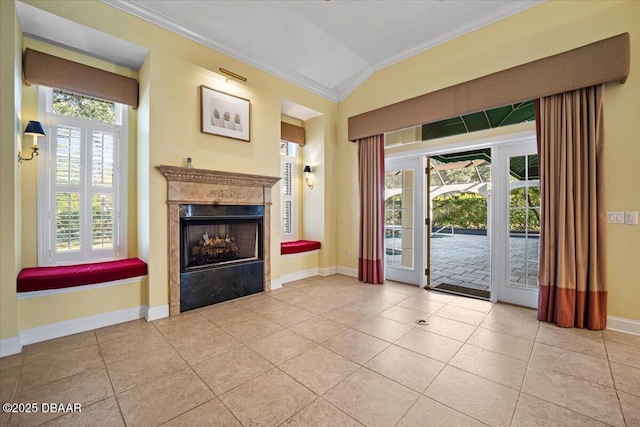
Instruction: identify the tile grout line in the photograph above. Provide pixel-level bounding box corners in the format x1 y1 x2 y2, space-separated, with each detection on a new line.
518 322 625 426
508 315 541 426
96 329 128 427
3 277 637 426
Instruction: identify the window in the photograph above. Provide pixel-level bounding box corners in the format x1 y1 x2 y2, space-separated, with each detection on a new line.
38 87 127 265
280 141 298 241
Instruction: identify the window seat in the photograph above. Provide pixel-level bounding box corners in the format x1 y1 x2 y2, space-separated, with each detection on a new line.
281 240 321 255
17 258 148 293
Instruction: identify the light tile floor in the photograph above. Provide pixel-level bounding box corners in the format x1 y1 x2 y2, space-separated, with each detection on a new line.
1 274 639 426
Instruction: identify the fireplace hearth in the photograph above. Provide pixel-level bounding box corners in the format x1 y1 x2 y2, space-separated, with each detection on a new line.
157 165 280 316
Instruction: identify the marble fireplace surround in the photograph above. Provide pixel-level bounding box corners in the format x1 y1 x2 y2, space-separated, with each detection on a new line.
157 165 280 316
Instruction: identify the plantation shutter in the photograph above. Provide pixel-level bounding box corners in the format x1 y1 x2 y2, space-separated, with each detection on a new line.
282 161 293 234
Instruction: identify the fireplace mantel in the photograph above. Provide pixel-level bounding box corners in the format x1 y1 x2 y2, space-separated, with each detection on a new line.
157 165 280 315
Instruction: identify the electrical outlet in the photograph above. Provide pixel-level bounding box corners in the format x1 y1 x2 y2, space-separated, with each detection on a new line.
625 211 638 225
347 251 352 258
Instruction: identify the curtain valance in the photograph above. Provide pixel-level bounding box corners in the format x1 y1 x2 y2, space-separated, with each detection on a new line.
23 48 139 107
348 33 629 141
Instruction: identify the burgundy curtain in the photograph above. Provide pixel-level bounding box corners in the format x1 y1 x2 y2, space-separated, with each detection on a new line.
357 135 385 284
537 85 607 329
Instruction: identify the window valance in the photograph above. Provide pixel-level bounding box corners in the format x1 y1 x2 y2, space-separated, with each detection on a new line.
348 33 630 141
281 121 305 146
23 48 139 107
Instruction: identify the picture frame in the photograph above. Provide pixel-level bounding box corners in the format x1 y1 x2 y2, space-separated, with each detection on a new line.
201 85 250 141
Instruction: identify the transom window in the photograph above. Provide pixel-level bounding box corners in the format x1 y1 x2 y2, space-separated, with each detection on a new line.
38 87 127 265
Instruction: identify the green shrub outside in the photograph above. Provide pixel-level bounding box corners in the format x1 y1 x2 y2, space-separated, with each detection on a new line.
432 190 540 232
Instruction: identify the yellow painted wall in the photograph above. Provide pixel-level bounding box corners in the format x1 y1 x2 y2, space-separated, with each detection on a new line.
3 0 638 340
302 116 325 241
280 253 320 278
3 0 336 332
17 279 146 330
337 0 640 321
0 0 23 340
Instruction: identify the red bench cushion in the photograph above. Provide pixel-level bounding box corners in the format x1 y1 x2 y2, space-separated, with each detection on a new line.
17 258 148 293
281 240 321 255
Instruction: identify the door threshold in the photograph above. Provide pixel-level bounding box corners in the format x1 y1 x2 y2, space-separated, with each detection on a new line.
426 284 491 301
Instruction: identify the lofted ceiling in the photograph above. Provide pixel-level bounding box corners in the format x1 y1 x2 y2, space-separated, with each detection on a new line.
101 0 542 102
18 1 542 103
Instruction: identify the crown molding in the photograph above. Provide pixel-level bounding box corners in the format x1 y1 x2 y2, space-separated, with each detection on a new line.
337 67 373 103
102 0 543 103
101 0 339 102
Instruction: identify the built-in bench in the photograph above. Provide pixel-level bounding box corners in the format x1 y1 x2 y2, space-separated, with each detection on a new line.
281 240 321 255
17 258 148 293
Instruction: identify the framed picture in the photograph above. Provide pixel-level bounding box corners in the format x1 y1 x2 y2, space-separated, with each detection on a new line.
201 85 250 141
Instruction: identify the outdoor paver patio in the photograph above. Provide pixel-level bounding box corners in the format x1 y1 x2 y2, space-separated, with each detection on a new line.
388 234 539 297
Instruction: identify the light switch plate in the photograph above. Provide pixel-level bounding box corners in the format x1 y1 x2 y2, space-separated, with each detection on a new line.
625 211 638 225
607 212 625 224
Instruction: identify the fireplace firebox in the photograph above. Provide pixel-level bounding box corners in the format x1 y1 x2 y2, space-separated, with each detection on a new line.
179 205 264 312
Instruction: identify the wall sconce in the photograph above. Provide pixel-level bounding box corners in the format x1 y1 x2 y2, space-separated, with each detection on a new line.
303 165 314 190
18 120 45 166
219 67 247 83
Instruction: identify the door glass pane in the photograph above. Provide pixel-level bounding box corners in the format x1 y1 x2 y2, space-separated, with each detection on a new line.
527 261 539 288
508 154 540 289
385 170 414 269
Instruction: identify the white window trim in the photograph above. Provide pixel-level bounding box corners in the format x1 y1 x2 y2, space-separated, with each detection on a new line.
37 86 128 266
281 141 299 242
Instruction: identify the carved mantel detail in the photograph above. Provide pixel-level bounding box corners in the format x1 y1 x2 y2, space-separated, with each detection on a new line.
157 165 280 316
207 189 244 199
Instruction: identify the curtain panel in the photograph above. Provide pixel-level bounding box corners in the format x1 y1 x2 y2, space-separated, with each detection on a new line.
357 135 385 284
537 85 607 329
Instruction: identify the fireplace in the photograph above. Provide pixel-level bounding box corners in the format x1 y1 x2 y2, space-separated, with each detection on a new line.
181 205 263 270
179 205 264 311
157 165 280 316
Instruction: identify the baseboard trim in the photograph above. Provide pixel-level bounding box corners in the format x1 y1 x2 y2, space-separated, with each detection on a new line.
270 279 284 290
146 304 169 321
319 266 337 276
607 315 640 336
337 266 358 277
279 268 319 285
18 305 148 347
0 337 23 358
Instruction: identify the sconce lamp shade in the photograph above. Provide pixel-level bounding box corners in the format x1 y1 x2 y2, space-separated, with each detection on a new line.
303 165 312 173
24 121 45 136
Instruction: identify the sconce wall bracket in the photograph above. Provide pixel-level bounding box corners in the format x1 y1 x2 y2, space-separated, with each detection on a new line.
18 146 39 166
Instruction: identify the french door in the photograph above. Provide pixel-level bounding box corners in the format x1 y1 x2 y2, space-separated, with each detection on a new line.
492 139 539 308
426 151 492 298
385 136 539 305
384 157 424 286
